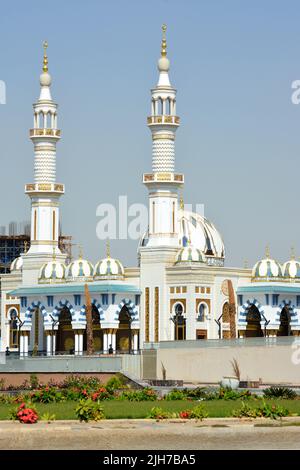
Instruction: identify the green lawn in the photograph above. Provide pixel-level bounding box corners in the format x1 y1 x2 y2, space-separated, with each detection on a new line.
1 399 300 420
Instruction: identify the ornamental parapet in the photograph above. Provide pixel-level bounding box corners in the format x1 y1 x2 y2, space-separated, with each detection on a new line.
30 129 61 138
143 172 184 184
147 115 180 125
25 183 65 194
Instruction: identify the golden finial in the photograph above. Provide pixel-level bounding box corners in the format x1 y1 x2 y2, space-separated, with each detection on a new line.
43 40 48 73
24 240 29 254
78 244 83 259
161 24 167 57
265 245 270 259
244 259 248 269
291 246 296 260
52 246 56 261
106 239 111 259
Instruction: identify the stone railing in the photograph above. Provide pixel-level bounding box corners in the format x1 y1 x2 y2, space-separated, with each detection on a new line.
147 115 180 125
29 129 61 137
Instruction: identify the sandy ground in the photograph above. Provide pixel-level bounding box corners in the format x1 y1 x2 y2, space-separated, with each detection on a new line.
0 418 300 450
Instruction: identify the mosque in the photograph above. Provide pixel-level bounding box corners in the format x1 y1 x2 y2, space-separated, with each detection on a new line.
1 27 300 357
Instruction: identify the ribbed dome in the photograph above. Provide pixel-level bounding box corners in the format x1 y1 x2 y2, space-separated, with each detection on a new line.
282 259 300 279
66 258 94 281
94 257 124 280
252 257 283 281
10 256 23 272
176 246 206 264
140 210 225 266
39 260 66 283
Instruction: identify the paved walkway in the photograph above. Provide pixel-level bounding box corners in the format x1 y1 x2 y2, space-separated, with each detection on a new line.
1 418 300 449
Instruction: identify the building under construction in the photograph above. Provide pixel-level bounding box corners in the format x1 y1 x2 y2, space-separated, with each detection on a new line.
0 232 73 274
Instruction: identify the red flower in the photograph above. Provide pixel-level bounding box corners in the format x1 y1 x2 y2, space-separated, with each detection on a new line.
179 410 191 419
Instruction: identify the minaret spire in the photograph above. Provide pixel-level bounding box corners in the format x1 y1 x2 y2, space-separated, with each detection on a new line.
25 41 65 262
142 25 184 248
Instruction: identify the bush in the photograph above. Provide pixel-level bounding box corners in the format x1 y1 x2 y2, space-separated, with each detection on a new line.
30 386 64 403
90 387 112 401
263 386 297 400
147 407 170 420
75 399 105 422
184 387 210 400
233 401 289 420
164 389 186 401
106 374 127 392
232 402 258 419
41 413 56 422
29 374 39 389
10 403 38 424
179 405 208 421
118 388 157 401
62 375 102 391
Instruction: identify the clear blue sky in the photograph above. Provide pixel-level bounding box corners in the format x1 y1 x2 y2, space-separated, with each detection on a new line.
1 0 300 268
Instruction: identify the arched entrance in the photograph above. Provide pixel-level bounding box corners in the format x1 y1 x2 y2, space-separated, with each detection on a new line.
56 307 74 353
245 305 263 338
116 306 132 353
9 308 19 349
83 305 103 352
278 306 291 336
174 303 186 340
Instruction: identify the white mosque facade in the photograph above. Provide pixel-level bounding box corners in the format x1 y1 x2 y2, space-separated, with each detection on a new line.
1 30 300 357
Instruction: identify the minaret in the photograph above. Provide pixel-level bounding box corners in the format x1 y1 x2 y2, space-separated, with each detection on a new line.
25 42 64 260
143 25 184 247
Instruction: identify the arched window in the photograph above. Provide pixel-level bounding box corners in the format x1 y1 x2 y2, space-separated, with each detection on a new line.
173 303 186 340
245 305 263 338
198 303 207 322
9 309 19 348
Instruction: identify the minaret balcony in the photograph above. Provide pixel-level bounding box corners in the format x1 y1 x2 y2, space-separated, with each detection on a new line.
25 183 65 195
143 172 184 184
30 128 61 138
147 115 180 126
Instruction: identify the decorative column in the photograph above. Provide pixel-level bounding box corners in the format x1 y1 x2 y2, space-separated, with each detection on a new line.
46 331 52 356
52 332 56 355
103 330 108 354
23 333 29 357
19 334 24 358
133 330 139 354
74 332 79 355
111 330 116 354
78 331 84 355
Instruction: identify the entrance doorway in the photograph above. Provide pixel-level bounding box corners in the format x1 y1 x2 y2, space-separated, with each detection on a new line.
278 306 291 336
116 306 132 353
56 307 74 353
245 305 263 338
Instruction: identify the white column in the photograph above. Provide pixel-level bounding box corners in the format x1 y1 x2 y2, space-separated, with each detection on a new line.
162 98 166 115
103 332 108 354
74 333 79 355
111 332 116 354
133 332 139 354
79 333 83 356
19 334 24 358
46 333 52 356
107 332 112 352
24 334 29 356
52 333 56 355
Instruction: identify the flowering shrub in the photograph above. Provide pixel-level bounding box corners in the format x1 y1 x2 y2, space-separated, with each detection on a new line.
179 405 208 420
30 386 64 403
10 403 38 424
75 399 105 422
90 387 111 401
232 401 289 420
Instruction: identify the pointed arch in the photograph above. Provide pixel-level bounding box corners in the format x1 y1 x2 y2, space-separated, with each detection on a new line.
115 298 138 321
239 299 265 324
25 301 47 324
52 299 75 321
79 299 105 322
276 300 297 325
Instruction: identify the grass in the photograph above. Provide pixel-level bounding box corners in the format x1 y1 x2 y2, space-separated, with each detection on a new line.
1 399 300 420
